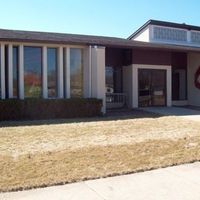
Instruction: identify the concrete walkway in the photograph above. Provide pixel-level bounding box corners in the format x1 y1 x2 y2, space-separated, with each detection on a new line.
141 106 200 121
1 162 200 200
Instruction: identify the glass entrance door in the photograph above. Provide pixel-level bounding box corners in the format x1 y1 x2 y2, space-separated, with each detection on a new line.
138 69 166 107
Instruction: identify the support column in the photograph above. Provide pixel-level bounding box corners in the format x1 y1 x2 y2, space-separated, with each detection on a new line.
19 44 24 99
91 46 98 98
132 65 138 108
64 47 70 98
91 46 106 114
8 44 13 98
0 44 5 99
89 46 92 97
57 47 64 98
42 46 48 98
167 67 172 107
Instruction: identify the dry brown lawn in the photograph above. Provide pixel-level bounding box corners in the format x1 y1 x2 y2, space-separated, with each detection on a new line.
0 110 200 192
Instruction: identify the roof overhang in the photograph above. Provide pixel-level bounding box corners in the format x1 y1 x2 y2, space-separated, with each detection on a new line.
0 28 200 53
128 19 200 40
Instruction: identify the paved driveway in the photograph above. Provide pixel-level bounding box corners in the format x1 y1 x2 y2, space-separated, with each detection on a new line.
1 162 200 200
141 107 200 122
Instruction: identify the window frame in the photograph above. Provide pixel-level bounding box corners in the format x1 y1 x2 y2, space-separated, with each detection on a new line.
70 48 84 98
24 46 43 98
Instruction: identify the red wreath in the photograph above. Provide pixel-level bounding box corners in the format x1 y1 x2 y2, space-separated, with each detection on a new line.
195 66 200 89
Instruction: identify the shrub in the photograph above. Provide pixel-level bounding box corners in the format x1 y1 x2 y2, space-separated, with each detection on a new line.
0 98 102 121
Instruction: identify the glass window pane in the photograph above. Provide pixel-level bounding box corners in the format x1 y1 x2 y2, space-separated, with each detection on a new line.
0 45 1 98
24 47 42 98
70 48 83 98
13 47 19 98
106 66 114 93
5 46 9 98
47 48 57 98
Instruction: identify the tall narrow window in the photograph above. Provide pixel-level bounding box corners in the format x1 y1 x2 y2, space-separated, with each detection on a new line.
24 47 42 98
106 66 114 93
47 48 57 98
5 45 9 99
70 48 83 98
0 45 2 99
13 46 19 98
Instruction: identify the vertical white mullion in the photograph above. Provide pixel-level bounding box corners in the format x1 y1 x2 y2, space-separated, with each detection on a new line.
57 46 64 98
8 44 13 98
19 44 24 99
42 46 48 98
0 44 5 99
88 45 92 97
65 47 70 98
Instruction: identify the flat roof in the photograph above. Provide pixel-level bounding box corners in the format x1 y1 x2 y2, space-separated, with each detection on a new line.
128 19 200 40
0 27 200 52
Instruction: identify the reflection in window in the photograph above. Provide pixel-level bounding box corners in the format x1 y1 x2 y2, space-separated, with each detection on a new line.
106 66 122 93
106 66 114 93
70 48 83 98
24 47 42 97
0 45 1 98
5 46 9 98
47 48 57 98
13 47 19 98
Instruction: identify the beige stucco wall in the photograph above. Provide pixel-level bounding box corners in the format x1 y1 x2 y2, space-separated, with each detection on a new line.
187 53 200 106
91 46 106 113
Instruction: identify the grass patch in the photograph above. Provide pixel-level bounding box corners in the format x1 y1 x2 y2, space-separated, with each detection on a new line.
0 111 200 192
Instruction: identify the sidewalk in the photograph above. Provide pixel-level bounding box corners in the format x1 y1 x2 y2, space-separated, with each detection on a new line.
1 162 200 200
141 107 200 122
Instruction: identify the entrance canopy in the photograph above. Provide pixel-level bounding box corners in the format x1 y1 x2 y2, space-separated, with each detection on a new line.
105 46 199 109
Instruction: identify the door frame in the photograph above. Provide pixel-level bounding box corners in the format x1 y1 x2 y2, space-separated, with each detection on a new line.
132 64 172 108
138 68 167 107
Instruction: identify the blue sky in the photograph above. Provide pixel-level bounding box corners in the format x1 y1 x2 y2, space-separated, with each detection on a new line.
0 0 200 38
